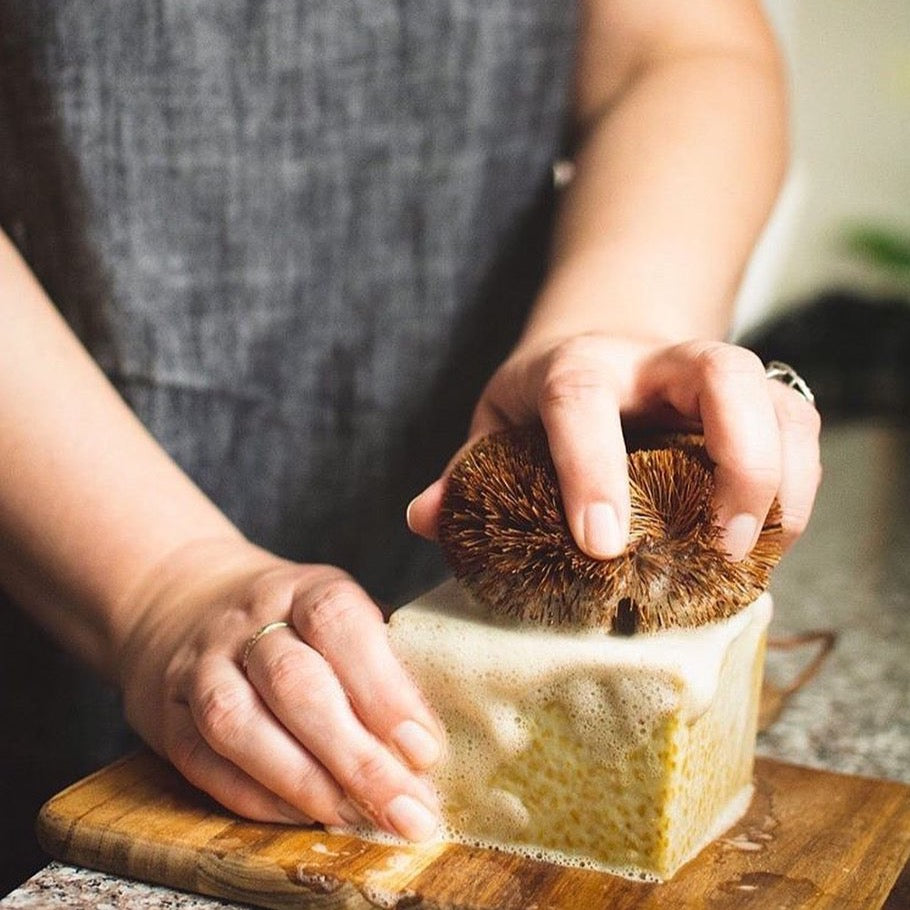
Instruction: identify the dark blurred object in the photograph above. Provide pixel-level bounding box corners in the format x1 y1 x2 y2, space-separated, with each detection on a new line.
742 289 910 424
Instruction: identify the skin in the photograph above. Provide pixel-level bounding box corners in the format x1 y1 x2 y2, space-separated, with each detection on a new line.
0 0 819 842
409 0 821 559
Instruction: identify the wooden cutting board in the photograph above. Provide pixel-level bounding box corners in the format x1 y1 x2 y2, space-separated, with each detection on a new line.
37 751 910 910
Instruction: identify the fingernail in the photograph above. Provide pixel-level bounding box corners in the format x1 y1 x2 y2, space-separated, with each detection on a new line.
336 799 365 826
405 495 421 531
392 720 441 770
583 502 624 558
386 794 438 842
723 513 759 562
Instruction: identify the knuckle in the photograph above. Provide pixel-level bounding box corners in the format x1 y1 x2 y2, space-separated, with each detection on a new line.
721 460 781 506
696 343 764 384
286 766 335 815
244 570 297 618
353 675 399 724
739 456 781 482
192 680 251 747
163 650 194 704
258 647 321 701
780 504 812 537
740 462 782 498
722 443 780 482
298 577 378 645
549 334 600 362
166 727 206 776
344 748 392 799
779 394 822 436
294 760 327 798
535 336 622 415
539 364 613 411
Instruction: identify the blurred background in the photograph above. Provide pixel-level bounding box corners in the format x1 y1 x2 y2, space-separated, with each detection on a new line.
736 0 910 422
1 0 909 900
744 4 910 869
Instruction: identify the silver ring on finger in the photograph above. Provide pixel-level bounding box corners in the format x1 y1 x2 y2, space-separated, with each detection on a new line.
764 360 815 406
241 621 292 673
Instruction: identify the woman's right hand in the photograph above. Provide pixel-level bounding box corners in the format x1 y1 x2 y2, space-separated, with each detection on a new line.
118 538 443 841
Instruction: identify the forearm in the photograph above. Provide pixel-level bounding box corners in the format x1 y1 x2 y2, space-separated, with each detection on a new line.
520 6 788 350
0 230 242 678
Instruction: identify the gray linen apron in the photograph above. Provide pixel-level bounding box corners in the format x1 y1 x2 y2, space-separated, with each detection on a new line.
0 0 576 887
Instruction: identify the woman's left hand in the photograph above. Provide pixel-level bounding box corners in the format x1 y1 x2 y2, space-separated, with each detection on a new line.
407 333 821 562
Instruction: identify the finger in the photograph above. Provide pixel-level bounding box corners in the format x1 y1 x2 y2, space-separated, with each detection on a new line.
407 478 445 540
407 414 504 541
247 627 440 842
293 576 445 771
165 703 319 825
180 649 358 826
646 342 780 561
768 380 822 550
535 340 629 558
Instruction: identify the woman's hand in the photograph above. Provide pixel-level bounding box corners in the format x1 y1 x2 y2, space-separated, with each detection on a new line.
408 334 821 561
118 538 444 840
406 3 801 564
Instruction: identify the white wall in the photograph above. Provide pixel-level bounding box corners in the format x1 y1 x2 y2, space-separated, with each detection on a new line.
779 0 910 302
734 0 910 334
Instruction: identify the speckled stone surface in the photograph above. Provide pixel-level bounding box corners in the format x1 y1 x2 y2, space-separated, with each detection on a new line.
3 422 908 907
0 863 245 909
758 423 910 783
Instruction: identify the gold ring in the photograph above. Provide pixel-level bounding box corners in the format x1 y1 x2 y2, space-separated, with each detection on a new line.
241 621 292 672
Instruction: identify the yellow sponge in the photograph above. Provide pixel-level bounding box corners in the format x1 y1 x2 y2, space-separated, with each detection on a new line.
388 579 771 881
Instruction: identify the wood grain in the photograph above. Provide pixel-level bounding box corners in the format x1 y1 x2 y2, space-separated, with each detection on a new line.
37 751 910 910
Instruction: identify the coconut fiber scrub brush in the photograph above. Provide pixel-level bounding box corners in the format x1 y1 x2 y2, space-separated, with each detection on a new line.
437 425 782 633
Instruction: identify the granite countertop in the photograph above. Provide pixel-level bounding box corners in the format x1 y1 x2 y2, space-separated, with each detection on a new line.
3 421 908 908
758 422 909 782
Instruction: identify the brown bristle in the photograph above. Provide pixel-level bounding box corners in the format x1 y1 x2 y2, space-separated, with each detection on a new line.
437 425 782 632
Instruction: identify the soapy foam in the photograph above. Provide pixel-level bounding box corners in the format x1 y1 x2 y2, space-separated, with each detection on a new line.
432 780 754 882
391 579 770 726
389 582 769 822
344 816 667 882
386 580 771 879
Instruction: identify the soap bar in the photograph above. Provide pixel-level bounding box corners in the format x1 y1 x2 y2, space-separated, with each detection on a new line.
387 579 772 881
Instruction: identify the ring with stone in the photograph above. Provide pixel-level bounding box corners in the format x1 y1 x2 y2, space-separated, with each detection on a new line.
764 360 815 406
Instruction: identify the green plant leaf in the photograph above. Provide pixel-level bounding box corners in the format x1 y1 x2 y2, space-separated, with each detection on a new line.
843 225 910 273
